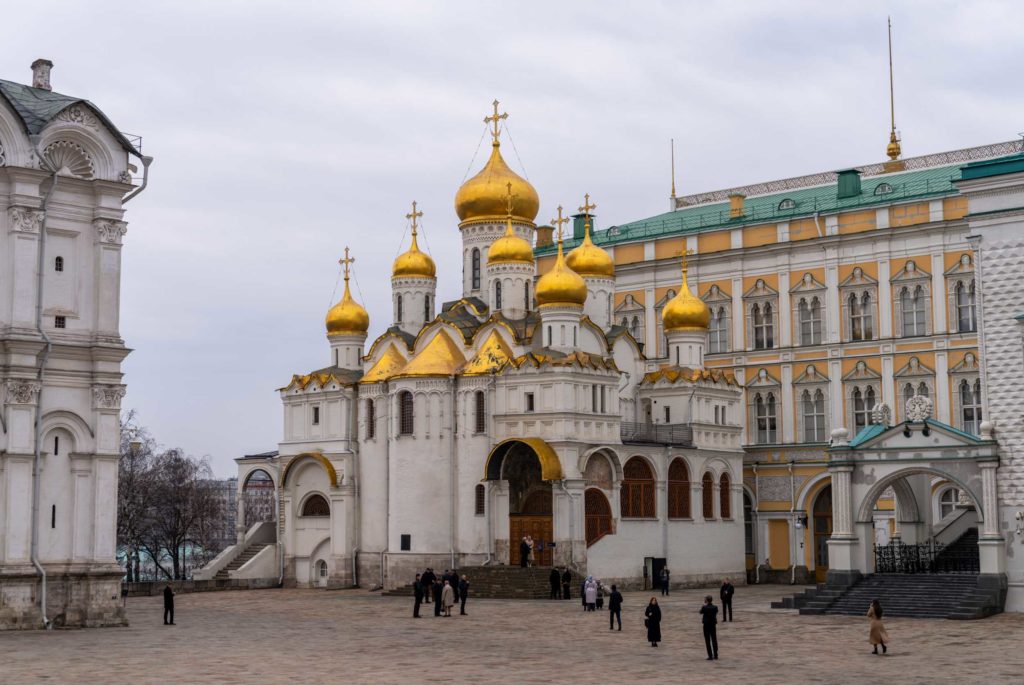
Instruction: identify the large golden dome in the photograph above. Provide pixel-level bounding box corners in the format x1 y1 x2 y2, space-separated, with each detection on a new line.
566 218 613 278
455 142 540 224
536 236 587 308
662 263 709 331
326 252 369 336
488 218 534 265
392 225 436 278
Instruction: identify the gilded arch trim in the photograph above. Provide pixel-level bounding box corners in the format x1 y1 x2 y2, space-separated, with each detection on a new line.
484 438 564 482
281 452 339 488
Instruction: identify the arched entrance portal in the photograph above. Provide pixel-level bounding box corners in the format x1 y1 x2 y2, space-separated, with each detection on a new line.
242 469 276 529
813 485 832 583
585 488 613 546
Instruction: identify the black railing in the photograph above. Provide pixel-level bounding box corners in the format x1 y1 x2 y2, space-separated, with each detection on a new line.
620 422 693 446
874 540 981 574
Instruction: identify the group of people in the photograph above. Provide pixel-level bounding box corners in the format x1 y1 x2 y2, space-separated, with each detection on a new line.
518 535 536 567
412 568 469 618
547 567 575 599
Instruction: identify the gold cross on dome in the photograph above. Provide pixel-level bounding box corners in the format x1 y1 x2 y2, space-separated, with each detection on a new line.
484 99 508 144
339 247 355 280
679 247 695 272
551 205 570 241
406 200 423 236
579 193 597 217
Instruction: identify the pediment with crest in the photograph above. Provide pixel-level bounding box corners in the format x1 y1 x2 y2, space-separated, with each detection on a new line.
789 273 827 294
890 259 931 284
950 352 979 375
742 278 778 299
614 293 645 314
793 363 830 385
944 253 975 277
746 367 781 388
894 356 934 379
841 360 882 382
702 283 732 304
839 267 877 289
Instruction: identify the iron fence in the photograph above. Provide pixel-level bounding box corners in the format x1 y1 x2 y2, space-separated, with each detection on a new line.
620 422 693 446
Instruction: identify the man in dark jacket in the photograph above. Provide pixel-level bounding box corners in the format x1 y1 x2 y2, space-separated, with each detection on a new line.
413 573 423 618
421 568 435 603
549 568 561 599
660 567 671 596
699 595 719 660
608 584 623 631
720 578 735 622
561 569 572 599
450 570 460 604
458 575 470 615
432 579 443 616
163 584 175 625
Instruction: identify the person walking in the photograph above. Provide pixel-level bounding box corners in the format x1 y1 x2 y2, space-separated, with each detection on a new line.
519 537 530 568
699 595 719 660
561 568 572 600
432 579 443 617
720 578 735 622
441 580 455 617
163 583 175 625
422 568 435 603
608 585 623 631
459 575 470 616
549 568 561 599
660 567 671 596
584 578 598 611
413 573 423 618
867 599 889 655
644 597 662 647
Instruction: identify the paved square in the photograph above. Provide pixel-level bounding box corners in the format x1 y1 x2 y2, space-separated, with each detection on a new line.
0 585 1020 684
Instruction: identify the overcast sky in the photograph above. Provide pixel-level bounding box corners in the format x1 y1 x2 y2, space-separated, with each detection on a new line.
5 1 1022 476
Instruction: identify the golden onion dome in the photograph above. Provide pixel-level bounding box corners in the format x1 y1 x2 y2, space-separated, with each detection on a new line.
455 142 540 224
662 263 710 332
536 236 587 307
488 217 534 265
392 225 436 279
566 218 614 278
326 253 369 336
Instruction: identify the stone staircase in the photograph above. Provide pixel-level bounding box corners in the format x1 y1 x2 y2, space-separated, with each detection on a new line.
384 566 584 600
933 528 980 574
215 543 271 580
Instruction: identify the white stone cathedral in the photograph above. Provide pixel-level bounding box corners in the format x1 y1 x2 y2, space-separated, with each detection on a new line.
215 106 747 590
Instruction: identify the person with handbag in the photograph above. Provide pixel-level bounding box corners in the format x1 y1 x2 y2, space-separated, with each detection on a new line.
644 597 662 647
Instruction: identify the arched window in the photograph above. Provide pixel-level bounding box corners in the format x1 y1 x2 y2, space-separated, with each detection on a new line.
398 391 414 436
424 295 430 323
755 392 777 444
709 307 728 353
316 559 328 579
301 494 330 517
667 458 691 519
471 248 481 290
621 317 629 328
939 487 960 519
900 285 927 337
798 297 822 345
474 391 486 434
849 292 873 340
396 294 403 323
852 386 876 432
475 483 486 516
631 316 640 339
956 281 976 332
702 472 715 519
54 256 64 272
366 399 376 439
778 198 796 210
719 472 731 519
620 457 655 518
584 488 613 546
802 389 826 442
753 303 773 349
960 379 982 434
874 182 893 195
495 280 502 309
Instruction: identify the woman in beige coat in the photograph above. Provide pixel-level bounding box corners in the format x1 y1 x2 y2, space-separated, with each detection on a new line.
867 599 889 655
441 580 455 617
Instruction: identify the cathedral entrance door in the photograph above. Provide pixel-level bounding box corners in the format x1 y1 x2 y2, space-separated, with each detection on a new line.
510 515 553 566
813 485 832 583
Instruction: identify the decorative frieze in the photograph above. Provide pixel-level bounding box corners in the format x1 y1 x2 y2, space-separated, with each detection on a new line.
8 207 45 233
92 385 126 409
118 170 133 184
94 219 128 244
5 380 42 405
55 104 100 130
757 475 806 502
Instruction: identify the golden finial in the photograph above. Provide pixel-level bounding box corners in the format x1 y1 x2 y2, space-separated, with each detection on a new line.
406 200 423 237
579 193 597 218
551 205 570 241
679 247 694 274
484 99 509 146
670 138 677 200
340 246 355 281
886 17 901 161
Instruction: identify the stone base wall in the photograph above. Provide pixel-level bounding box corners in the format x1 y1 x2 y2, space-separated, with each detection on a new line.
755 565 814 585
0 567 126 630
123 578 278 597
596 569 749 593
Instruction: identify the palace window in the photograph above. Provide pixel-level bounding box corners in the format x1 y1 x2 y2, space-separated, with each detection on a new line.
398 391 414 436
852 386 876 433
312 406 320 426
396 294 403 323
899 285 928 337
874 182 893 196
54 256 64 272
801 389 826 442
702 472 715 520
475 484 486 516
471 248 481 290
474 391 486 434
708 307 729 353
301 494 330 517
902 382 930 409
719 472 731 519
524 392 535 412
620 457 656 518
752 302 774 349
778 198 796 210
849 292 873 340
959 379 982 435
798 296 822 346
939 488 961 519
630 316 640 339
955 281 977 332
754 392 777 444
667 458 691 519
366 399 376 439
495 280 502 309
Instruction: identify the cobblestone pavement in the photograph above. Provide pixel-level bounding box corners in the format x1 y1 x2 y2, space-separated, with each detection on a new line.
1 584 1021 684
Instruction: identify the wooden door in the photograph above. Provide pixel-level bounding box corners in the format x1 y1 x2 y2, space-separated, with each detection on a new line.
510 516 553 566
813 514 832 583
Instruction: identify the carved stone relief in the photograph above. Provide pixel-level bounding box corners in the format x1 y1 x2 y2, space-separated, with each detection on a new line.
92 385 126 409
5 380 42 405
8 207 45 233
94 219 128 244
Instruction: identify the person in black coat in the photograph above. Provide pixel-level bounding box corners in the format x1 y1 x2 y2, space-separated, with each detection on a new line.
422 568 435 603
561 569 571 599
720 578 735 622
519 538 530 568
549 568 561 599
413 573 423 618
608 585 623 631
700 595 719 660
163 584 175 625
458 575 469 615
644 597 662 647
432 579 443 616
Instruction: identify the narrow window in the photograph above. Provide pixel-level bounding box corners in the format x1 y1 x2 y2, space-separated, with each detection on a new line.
956 281 976 332
312 406 320 425
631 316 640 338
51 504 56 529
54 256 64 272
664 406 671 423
524 281 530 311
424 295 430 323
495 280 502 309
396 294 403 323
719 473 731 519
475 484 486 516
400 534 411 551
600 387 606 413
399 391 414 435
471 249 481 290
525 392 535 412
592 385 598 412
474 391 486 434
702 473 715 519
960 379 982 434
366 399 376 439
547 326 552 347
54 315 66 329
573 327 577 347
54 436 60 456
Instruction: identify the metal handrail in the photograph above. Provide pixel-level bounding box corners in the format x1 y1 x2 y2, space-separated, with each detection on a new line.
620 422 693 446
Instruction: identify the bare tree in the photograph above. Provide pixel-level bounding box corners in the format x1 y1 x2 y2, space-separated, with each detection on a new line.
117 411 155 582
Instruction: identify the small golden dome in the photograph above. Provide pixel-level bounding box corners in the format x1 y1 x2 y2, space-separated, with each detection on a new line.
326 251 369 336
488 218 534 265
662 263 709 331
566 218 613 278
392 224 436 278
455 143 539 224
536 235 587 307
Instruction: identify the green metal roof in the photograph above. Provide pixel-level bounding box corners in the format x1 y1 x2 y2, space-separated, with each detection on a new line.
847 423 886 448
0 78 140 154
960 153 1024 181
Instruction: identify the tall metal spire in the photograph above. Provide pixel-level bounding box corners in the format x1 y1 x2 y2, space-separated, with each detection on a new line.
886 17 902 161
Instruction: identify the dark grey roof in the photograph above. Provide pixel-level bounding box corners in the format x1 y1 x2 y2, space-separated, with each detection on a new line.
0 78 140 154
239 450 278 460
383 325 416 349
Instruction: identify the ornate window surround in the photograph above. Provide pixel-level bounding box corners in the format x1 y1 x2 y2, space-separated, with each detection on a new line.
746 368 781 445
653 289 677 358
894 356 935 422
702 284 732 354
743 279 778 351
950 352 981 434
891 260 932 338
614 294 645 345
790 273 827 347
793 364 830 442
944 254 977 334
839 267 878 342
842 361 882 434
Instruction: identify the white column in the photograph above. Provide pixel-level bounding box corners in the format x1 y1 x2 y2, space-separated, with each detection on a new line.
831 466 853 536
93 219 126 336
781 364 794 443
644 287 656 351
825 254 840 343
731 277 744 350
934 351 950 423
979 461 1000 538
881 355 894 408
8 207 44 327
877 259 892 338
829 360 843 430
930 252 947 334
778 271 792 348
